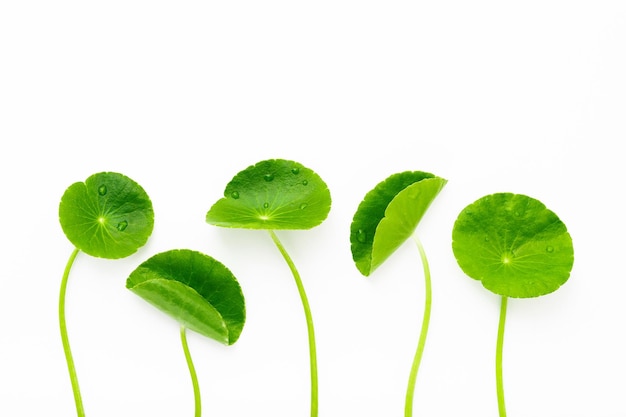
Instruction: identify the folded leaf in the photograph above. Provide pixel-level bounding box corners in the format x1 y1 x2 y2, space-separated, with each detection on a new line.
127 249 246 345
350 172 447 276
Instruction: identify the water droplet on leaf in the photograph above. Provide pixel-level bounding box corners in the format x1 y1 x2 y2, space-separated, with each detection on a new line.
263 202 269 208
356 229 367 243
117 220 128 231
299 203 307 209
546 246 554 253
291 167 300 175
264 173 274 182
231 191 240 199
302 180 308 186
98 185 107 196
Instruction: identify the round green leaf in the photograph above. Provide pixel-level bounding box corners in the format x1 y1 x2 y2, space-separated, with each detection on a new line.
206 159 331 230
126 249 246 345
452 193 574 298
350 171 447 276
59 172 154 259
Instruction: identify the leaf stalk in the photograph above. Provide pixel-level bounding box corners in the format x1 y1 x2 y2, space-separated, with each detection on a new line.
59 247 85 417
404 235 432 417
269 230 318 417
181 325 202 417
496 296 508 417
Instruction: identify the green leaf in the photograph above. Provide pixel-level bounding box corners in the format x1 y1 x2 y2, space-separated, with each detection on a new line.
350 171 447 276
206 159 331 230
452 193 574 298
58 172 154 259
126 249 246 345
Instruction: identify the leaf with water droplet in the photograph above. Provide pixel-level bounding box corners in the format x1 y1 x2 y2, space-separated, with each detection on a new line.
59 172 154 259
350 171 446 276
205 158 332 415
57 171 155 413
126 249 246 345
206 159 331 230
452 192 574 298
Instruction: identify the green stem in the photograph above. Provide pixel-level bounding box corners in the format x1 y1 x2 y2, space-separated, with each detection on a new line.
496 296 508 417
404 235 432 417
180 325 202 417
268 230 318 417
59 247 85 417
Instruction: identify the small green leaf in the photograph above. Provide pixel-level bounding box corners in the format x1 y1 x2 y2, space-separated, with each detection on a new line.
206 159 331 230
126 249 246 345
350 171 447 276
59 172 154 259
452 192 574 298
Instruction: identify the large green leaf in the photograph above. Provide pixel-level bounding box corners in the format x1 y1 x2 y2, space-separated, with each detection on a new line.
350 171 447 276
452 193 574 298
126 249 246 345
59 172 154 259
206 159 331 230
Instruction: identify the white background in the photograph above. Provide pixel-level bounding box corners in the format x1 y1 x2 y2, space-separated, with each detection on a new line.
1 1 625 416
